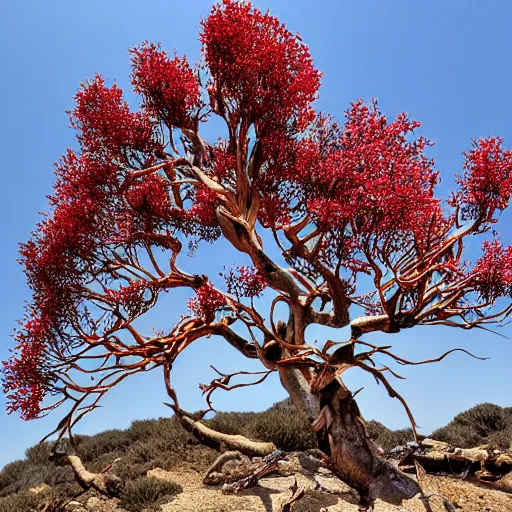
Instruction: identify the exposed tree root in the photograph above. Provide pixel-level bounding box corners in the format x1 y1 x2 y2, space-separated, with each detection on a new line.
221 450 286 494
50 442 123 498
203 450 243 484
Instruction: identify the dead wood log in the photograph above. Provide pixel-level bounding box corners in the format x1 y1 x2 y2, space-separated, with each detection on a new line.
50 442 123 498
397 438 512 493
221 450 286 494
177 414 276 456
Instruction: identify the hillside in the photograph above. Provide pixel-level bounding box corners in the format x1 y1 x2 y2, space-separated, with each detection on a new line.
0 400 511 512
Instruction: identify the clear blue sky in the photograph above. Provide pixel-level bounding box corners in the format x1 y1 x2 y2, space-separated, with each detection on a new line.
1 0 512 469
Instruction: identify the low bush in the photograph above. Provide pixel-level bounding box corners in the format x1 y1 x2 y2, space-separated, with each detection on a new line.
376 428 416 452
365 420 391 442
0 460 29 496
487 428 512 451
431 403 510 448
0 490 42 512
119 476 182 512
365 420 416 451
77 429 132 462
246 402 317 452
205 411 257 436
25 443 53 465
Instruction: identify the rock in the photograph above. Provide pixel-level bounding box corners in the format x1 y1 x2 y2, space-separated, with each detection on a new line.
496 453 512 468
66 501 86 511
421 438 449 450
28 483 50 494
458 447 488 462
298 452 323 473
86 496 103 511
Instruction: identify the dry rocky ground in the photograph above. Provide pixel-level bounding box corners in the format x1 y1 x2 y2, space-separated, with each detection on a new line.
46 445 512 512
2 402 511 512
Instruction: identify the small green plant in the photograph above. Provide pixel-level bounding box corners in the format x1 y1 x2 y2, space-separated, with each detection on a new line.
119 476 182 512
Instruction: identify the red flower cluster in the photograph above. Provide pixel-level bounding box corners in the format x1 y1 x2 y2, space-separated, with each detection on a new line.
188 283 227 322
257 101 442 265
70 75 157 164
455 137 512 218
307 101 440 239
224 265 266 298
3 317 49 420
106 280 153 315
472 240 512 301
131 42 200 129
5 148 124 418
125 174 173 227
200 0 321 133
187 186 220 228
209 141 236 187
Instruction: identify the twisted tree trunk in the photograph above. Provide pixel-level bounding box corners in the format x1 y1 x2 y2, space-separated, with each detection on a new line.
279 367 421 507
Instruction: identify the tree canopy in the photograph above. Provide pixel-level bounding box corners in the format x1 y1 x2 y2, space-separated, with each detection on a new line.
4 0 512 449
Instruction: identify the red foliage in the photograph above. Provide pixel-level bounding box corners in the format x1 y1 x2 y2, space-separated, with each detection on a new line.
455 137 512 218
472 240 512 301
187 186 220 228
131 42 200 129
70 74 157 164
106 280 154 315
3 318 49 420
224 265 266 298
308 101 440 238
125 173 174 231
4 0 512 427
188 283 227 322
258 100 442 266
200 0 321 133
8 148 125 419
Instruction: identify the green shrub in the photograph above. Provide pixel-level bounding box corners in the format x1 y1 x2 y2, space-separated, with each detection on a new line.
25 443 53 465
0 490 41 512
246 405 317 452
0 462 54 497
114 457 150 483
0 460 30 496
119 476 182 512
77 429 131 462
364 420 416 452
365 420 391 442
86 450 125 475
431 423 481 448
431 403 508 448
376 428 416 452
487 428 512 451
205 411 257 436
127 417 189 445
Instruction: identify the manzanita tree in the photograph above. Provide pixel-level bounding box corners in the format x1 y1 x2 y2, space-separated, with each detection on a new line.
5 0 512 506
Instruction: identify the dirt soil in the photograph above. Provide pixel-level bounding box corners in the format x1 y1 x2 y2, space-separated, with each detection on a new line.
149 459 512 512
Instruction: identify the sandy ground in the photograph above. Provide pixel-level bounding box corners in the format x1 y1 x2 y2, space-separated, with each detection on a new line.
151 463 512 512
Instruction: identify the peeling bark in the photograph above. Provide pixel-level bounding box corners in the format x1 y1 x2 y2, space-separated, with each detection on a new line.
314 379 421 506
279 366 421 507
